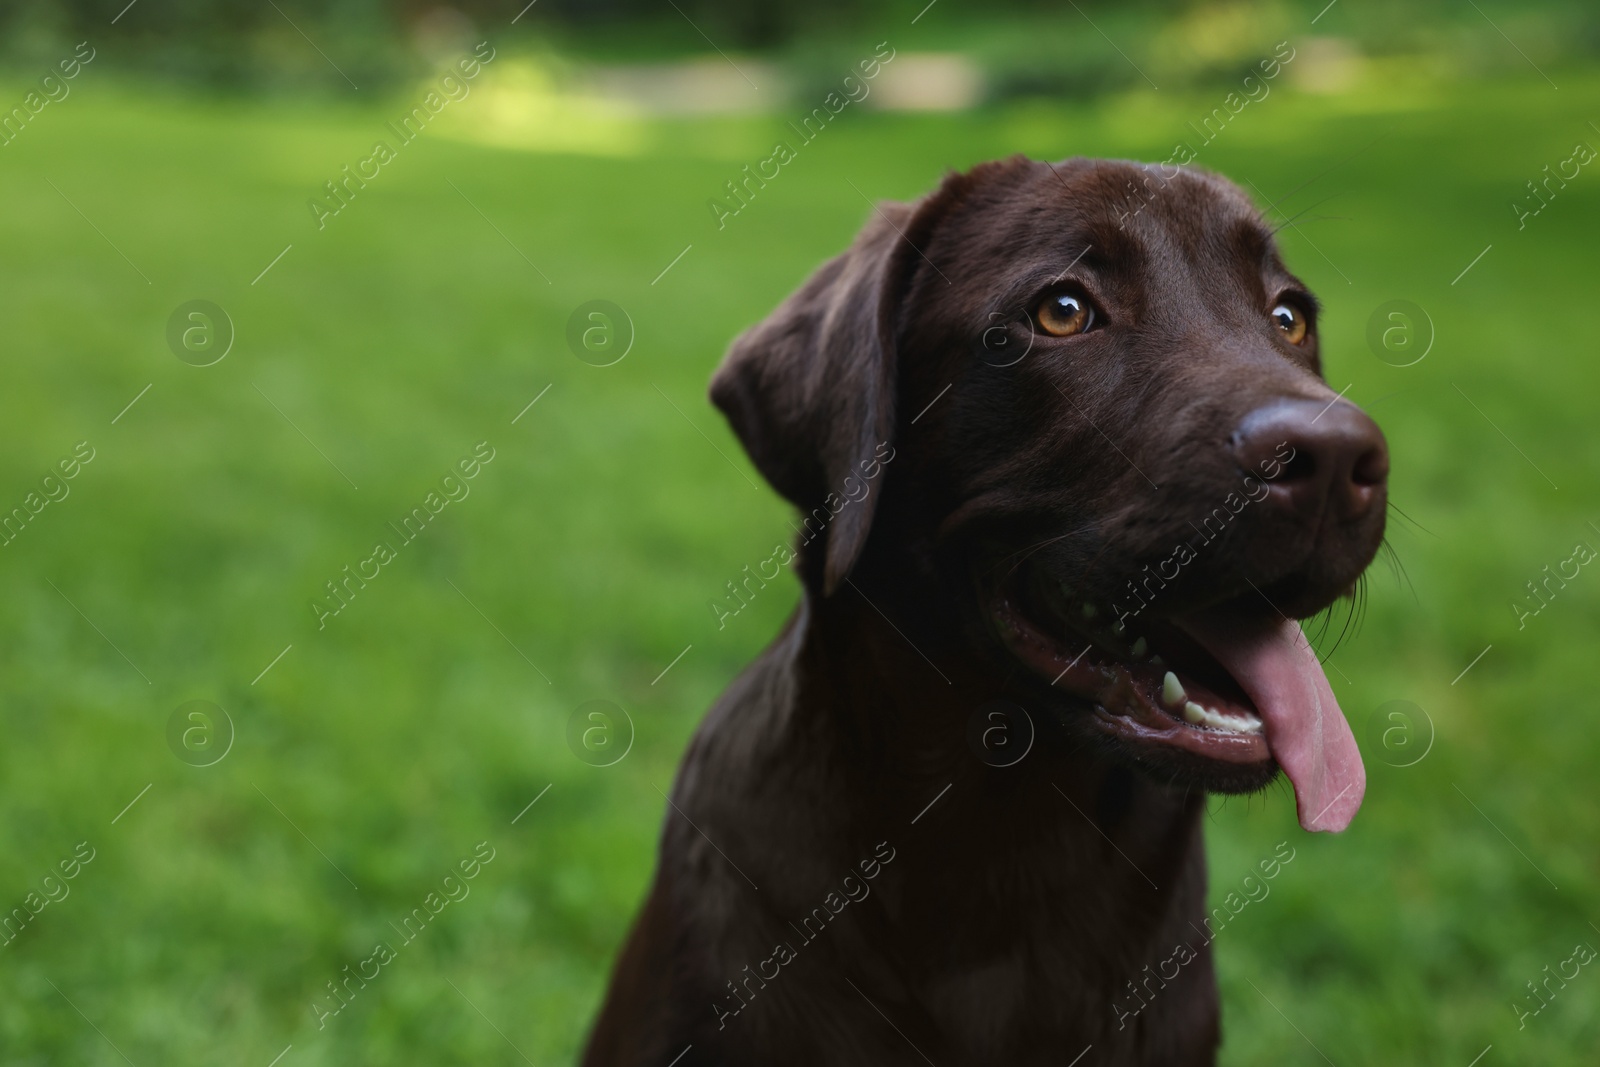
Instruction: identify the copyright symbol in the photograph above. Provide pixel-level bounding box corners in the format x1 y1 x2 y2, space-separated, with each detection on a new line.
966 699 1035 767
566 699 635 767
166 300 234 367
1365 299 1433 368
980 312 1034 368
165 700 235 767
1362 700 1434 768
566 300 634 367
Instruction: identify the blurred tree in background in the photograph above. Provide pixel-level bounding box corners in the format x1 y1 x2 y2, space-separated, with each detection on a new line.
2 0 1595 96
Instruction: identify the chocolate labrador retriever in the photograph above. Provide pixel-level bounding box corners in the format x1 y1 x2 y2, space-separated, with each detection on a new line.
582 156 1387 1065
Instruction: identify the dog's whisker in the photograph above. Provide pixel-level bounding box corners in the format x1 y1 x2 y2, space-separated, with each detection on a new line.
1385 499 1436 538
1378 538 1421 607
994 519 1103 579
1058 538 1119 612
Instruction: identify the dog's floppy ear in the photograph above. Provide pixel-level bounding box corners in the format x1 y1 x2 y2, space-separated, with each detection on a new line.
710 197 941 596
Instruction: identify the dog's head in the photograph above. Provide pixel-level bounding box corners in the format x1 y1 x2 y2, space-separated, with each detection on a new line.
712 156 1387 831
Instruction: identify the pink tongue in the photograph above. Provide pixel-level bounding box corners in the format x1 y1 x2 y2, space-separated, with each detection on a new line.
1182 611 1365 832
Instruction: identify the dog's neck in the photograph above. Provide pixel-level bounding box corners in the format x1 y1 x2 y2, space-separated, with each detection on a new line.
779 569 1212 976
680 559 1224 1054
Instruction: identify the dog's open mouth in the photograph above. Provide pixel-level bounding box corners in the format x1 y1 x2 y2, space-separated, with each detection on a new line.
991 564 1365 832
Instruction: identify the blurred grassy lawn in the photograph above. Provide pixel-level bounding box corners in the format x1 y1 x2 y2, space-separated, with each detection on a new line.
0 49 1597 1066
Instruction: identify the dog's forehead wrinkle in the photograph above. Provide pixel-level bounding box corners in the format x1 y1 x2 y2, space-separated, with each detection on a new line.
1010 212 1272 335
1129 217 1273 306
1061 164 1277 289
923 162 1281 336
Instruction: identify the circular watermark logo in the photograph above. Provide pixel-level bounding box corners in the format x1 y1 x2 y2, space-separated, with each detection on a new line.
979 311 1035 368
967 699 1035 767
566 300 634 367
1362 699 1434 768
566 699 634 767
166 700 234 767
166 300 234 367
1365 300 1433 368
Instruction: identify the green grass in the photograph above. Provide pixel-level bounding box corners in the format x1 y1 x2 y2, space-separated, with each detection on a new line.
0 48 1597 1066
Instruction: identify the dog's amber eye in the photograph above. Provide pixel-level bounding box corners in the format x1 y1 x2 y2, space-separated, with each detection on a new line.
1036 292 1094 337
1271 302 1308 345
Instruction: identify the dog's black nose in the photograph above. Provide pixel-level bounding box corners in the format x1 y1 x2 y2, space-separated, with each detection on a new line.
1231 398 1388 523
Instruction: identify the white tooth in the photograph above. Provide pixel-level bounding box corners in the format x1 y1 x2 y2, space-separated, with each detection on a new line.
1131 637 1148 658
1113 620 1126 635
1082 603 1097 619
1183 700 1206 724
1150 655 1165 667
1162 672 1186 708
1191 704 1265 735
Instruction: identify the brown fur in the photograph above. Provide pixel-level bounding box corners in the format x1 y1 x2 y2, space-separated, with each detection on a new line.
581 156 1387 1065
